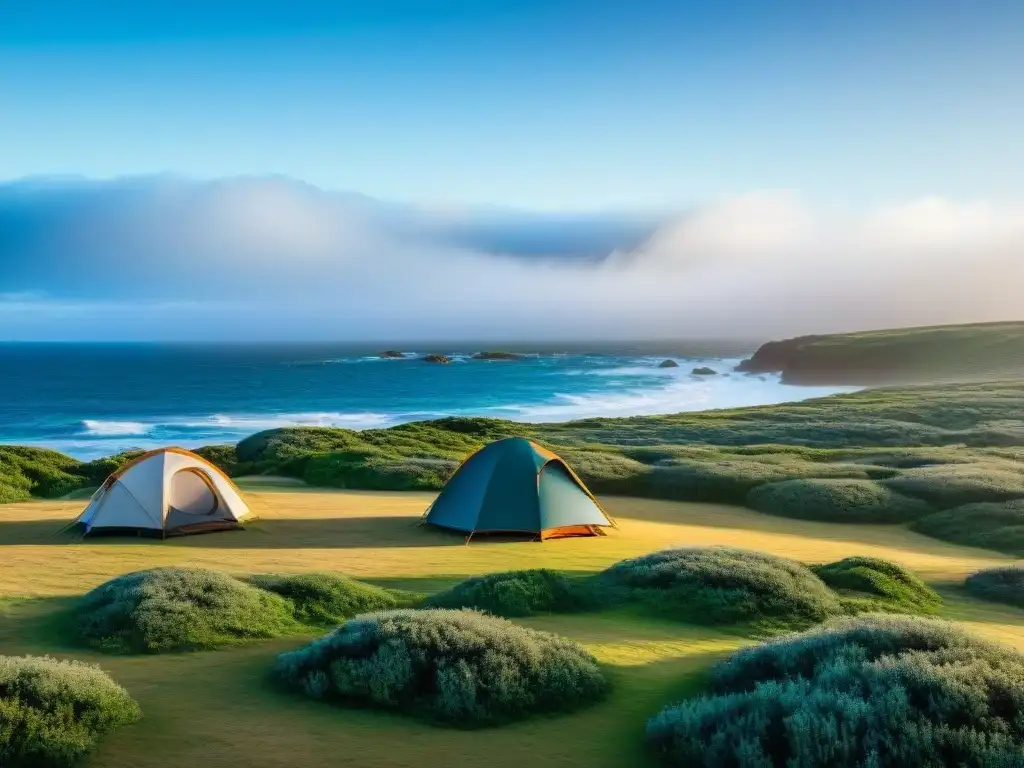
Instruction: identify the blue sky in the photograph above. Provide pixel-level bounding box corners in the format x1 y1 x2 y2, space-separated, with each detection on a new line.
2 0 1022 211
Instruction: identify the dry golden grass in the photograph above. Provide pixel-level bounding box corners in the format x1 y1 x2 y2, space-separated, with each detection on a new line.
0 487 1015 596
1 486 1023 767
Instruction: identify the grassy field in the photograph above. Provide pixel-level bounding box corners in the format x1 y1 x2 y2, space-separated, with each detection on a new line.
7 381 1024 558
2 486 1024 767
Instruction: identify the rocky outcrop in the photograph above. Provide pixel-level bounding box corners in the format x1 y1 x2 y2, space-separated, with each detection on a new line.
691 366 717 376
735 335 825 375
378 350 406 359
422 354 452 364
657 360 679 368
471 351 522 361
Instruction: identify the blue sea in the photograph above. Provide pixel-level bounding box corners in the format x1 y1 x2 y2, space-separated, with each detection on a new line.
0 343 857 460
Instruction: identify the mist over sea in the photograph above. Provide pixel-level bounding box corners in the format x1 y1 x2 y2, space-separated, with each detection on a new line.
0 342 857 459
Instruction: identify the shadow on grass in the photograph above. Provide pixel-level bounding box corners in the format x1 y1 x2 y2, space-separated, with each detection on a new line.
0 516 468 549
0 596 80 655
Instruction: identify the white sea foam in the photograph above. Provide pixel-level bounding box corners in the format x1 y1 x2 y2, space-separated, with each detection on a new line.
178 412 394 431
80 420 152 436
500 375 857 423
575 365 679 377
49 357 858 460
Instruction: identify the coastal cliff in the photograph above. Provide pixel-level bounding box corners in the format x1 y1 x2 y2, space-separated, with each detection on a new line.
737 321 1024 385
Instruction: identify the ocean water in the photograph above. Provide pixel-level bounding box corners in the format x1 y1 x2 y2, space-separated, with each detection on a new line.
0 343 857 460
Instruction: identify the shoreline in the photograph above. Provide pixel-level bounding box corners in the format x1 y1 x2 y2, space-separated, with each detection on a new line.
4 375 858 461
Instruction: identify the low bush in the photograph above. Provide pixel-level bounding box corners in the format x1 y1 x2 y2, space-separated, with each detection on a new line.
273 608 608 726
813 556 941 614
0 446 90 502
647 614 1024 767
965 566 1024 609
191 444 238 475
639 461 791 504
0 479 30 504
0 655 141 767
883 463 1024 508
748 478 932 522
250 572 416 624
424 569 590 617
554 449 651 495
301 450 457 490
912 499 1024 556
77 567 299 653
595 547 841 629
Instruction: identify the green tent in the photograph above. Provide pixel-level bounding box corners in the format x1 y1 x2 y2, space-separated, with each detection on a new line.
423 437 616 540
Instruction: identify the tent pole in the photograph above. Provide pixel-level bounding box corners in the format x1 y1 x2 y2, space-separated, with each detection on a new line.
465 532 474 546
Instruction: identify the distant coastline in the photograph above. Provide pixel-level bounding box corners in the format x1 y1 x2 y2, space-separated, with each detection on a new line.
736 321 1024 386
0 343 847 460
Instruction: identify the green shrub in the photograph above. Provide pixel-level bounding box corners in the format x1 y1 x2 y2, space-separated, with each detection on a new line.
883 464 1024 508
748 478 932 522
76 567 300 653
273 608 608 726
301 451 457 490
595 547 841 629
0 480 31 504
0 446 92 501
617 457 889 506
0 655 141 767
250 572 415 624
640 461 790 504
191 444 238 475
912 500 1024 556
424 569 591 617
647 614 1024 767
965 566 1024 609
554 449 651 495
813 556 941 614
78 450 145 485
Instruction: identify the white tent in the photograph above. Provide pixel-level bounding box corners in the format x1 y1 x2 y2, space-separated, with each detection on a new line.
76 447 252 537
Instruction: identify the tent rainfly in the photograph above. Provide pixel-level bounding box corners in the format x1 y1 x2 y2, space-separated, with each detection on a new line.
423 437 615 540
75 447 251 537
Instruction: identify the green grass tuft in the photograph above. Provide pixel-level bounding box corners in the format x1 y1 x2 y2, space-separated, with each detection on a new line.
0 654 141 767
748 478 932 522
250 572 418 625
76 567 301 653
883 463 1024 508
647 614 1024 766
272 608 609 726
964 566 1024 609
912 499 1024 556
594 547 842 630
813 556 941 614
423 569 591 617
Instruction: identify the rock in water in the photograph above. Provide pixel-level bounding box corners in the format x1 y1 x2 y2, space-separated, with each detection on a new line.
691 366 718 375
378 350 406 359
422 354 452 364
658 359 679 368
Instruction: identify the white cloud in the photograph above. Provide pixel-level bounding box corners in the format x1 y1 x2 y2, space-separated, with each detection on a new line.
2 179 1023 340
614 190 815 268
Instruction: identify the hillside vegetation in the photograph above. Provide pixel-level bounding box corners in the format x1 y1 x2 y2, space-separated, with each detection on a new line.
737 321 1024 385
5 381 1024 554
